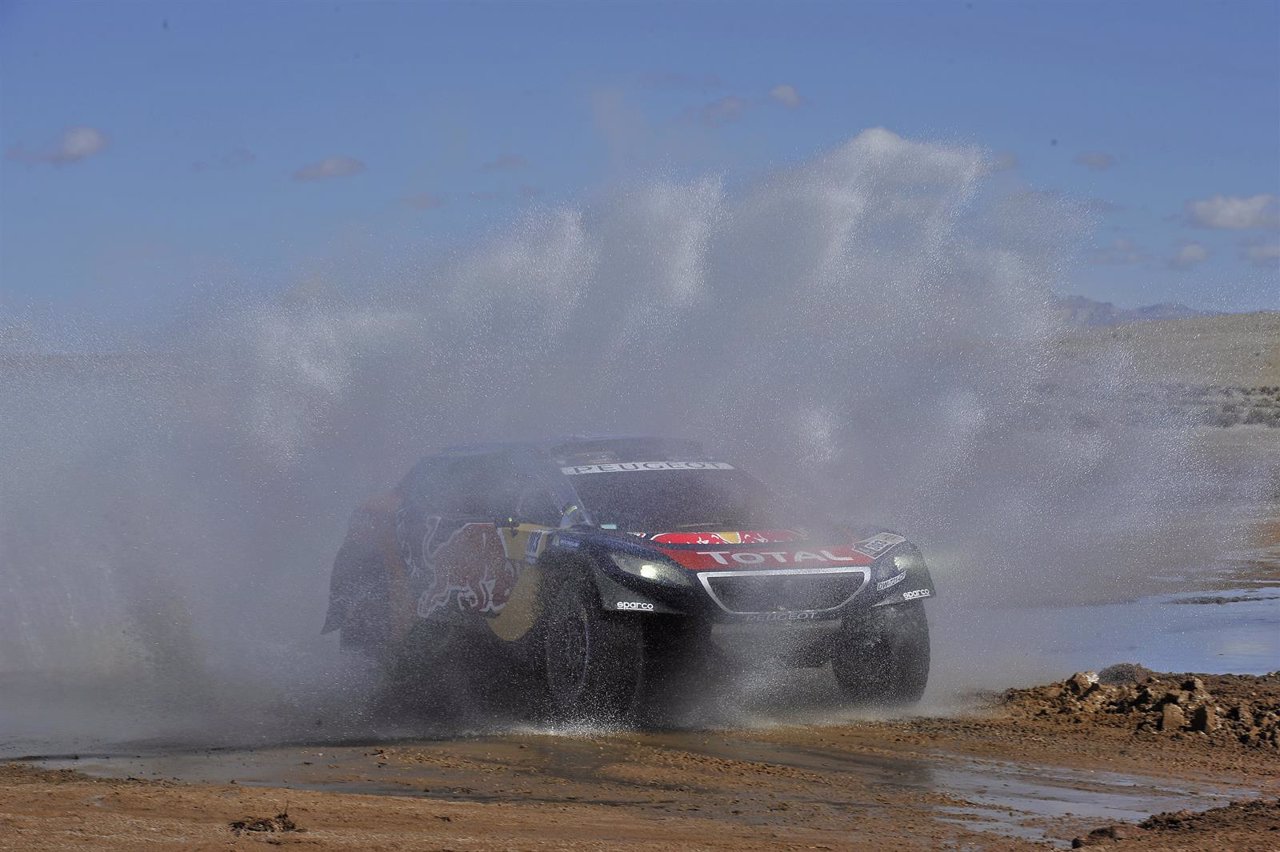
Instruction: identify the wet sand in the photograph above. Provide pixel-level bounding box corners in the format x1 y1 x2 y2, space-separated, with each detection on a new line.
4 668 1279 851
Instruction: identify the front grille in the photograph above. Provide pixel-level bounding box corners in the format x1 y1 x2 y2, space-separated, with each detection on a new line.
701 569 868 614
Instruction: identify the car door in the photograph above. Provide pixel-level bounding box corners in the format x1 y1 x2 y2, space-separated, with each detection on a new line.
399 453 519 622
484 478 561 640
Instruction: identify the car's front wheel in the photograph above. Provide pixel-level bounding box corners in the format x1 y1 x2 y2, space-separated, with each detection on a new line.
832 602 930 706
540 569 643 722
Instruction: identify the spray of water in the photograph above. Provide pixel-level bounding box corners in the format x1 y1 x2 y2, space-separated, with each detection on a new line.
0 128 1259 749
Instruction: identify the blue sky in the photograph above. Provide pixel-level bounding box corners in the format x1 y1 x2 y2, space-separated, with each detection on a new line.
2 0 1277 318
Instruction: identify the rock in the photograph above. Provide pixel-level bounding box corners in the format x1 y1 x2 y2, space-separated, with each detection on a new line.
1098 663 1152 685
1160 703 1187 732
1072 823 1144 847
1191 704 1218 733
229 812 299 836
1067 671 1099 696
1230 703 1254 727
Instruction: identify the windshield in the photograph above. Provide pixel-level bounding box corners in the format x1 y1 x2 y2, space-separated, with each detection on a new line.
565 466 782 532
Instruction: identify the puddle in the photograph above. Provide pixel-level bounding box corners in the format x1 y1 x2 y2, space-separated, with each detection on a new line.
929 587 1280 699
930 759 1237 847
31 731 1249 848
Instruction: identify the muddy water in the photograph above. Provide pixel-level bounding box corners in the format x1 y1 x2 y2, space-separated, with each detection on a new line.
33 731 1246 849
2 569 1277 759
8 583 1273 849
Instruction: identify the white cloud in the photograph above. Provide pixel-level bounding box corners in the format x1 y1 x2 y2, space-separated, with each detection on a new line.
7 125 109 165
1073 151 1116 171
690 95 747 127
682 86 802 128
769 84 803 108
1185 193 1278 230
1169 241 1209 269
480 153 529 172
1090 238 1145 265
292 156 366 182
54 127 109 163
1243 241 1280 268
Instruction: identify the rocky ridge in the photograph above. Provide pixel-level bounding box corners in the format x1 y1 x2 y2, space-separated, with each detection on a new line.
1001 665 1280 749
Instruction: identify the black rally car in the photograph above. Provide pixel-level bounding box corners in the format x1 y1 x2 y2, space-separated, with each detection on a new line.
323 437 935 720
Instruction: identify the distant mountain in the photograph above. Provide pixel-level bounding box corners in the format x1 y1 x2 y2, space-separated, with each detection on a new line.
1055 296 1216 327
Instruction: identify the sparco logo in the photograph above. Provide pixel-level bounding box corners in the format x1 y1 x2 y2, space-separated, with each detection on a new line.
695 549 856 565
616 601 655 611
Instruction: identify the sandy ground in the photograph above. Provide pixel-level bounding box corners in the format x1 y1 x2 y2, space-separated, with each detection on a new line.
3 667 1279 851
1061 311 1280 387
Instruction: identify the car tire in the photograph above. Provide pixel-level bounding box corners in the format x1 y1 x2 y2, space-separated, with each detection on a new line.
374 618 468 724
832 602 930 707
540 568 644 722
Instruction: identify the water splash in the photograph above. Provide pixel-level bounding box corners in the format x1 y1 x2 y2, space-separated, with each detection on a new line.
0 128 1261 745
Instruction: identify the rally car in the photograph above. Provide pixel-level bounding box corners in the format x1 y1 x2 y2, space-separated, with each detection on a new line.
322 437 934 721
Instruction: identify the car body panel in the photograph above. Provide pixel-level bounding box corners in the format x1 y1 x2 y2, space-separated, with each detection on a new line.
324 438 935 653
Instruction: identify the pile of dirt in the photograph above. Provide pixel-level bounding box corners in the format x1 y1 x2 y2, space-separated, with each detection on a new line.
228 811 300 836
1072 798 1280 848
1001 666 1280 748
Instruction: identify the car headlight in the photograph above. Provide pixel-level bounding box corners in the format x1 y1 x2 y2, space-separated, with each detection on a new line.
891 547 925 574
609 552 694 588
874 545 924 582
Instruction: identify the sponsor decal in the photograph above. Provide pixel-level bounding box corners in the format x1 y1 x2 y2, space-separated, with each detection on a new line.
695 549 857 566
854 532 907 558
412 523 522 619
524 529 547 563
876 571 907 592
616 601 655 612
662 545 872 570
902 588 931 601
650 529 802 546
560 460 734 475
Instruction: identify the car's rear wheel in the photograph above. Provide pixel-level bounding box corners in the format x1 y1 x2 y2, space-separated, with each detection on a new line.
832 602 930 707
541 568 643 722
374 618 468 723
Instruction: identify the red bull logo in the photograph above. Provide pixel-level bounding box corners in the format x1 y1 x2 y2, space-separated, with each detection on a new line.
416 523 521 618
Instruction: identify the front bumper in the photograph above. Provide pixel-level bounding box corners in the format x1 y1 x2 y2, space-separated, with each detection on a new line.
584 544 934 623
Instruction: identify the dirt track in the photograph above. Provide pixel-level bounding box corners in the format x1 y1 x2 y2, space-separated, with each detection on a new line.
4 668 1278 851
